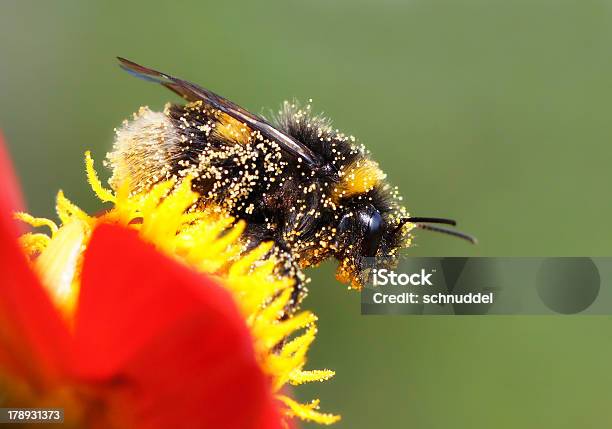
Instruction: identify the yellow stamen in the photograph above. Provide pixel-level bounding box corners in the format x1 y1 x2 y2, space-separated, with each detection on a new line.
289 369 336 385
85 151 115 203
56 190 89 225
14 212 58 235
277 395 341 425
18 233 51 256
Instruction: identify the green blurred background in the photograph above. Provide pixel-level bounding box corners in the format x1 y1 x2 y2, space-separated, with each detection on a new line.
2 0 612 427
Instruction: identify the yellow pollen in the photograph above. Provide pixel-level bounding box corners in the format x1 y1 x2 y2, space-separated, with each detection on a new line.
213 111 252 145
332 159 385 200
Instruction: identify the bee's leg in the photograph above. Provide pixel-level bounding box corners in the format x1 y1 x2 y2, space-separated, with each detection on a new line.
239 225 306 313
263 242 307 352
286 267 307 316
270 241 308 317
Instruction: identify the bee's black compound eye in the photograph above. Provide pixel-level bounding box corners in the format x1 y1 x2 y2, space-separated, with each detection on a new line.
335 205 384 257
360 207 384 257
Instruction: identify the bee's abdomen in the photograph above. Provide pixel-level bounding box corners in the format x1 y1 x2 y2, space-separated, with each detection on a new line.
107 107 182 194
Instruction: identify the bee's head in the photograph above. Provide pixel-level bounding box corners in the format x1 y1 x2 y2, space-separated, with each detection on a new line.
333 204 409 288
333 204 476 288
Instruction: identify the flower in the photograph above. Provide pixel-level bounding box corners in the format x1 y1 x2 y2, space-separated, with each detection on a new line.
0 133 339 428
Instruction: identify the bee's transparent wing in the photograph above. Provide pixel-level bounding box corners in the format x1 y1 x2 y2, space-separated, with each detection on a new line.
118 57 325 168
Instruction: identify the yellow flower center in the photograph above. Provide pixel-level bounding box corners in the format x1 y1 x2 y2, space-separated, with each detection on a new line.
16 151 340 425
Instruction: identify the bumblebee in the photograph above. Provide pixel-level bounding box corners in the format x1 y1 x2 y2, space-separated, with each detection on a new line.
108 58 475 307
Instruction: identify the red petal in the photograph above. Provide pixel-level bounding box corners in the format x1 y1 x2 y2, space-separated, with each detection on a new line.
74 224 281 429
0 133 70 387
0 131 25 215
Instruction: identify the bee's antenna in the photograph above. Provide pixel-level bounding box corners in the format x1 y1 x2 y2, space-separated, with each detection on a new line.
397 217 478 245
406 217 457 226
414 223 478 244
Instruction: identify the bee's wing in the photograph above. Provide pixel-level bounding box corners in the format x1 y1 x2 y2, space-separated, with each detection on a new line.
118 57 325 168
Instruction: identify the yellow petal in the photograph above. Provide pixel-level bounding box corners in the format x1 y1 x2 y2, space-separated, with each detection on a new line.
35 219 87 313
